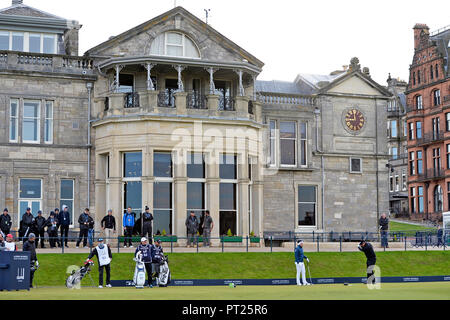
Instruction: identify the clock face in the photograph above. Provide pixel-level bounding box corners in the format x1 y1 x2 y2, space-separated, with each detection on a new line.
345 109 365 132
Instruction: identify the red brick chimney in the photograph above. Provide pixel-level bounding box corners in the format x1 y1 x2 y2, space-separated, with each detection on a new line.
413 23 429 50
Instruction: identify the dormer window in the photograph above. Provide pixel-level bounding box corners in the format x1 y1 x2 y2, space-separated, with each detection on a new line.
0 30 56 54
150 32 200 59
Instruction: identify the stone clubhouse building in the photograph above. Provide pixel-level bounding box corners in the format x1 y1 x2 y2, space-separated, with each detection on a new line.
0 1 391 244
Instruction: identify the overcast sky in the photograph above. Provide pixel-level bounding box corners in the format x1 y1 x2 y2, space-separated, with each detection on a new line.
7 0 450 86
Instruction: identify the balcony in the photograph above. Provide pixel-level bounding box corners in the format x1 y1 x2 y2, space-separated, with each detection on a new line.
406 105 424 113
415 167 446 182
413 131 445 147
0 50 96 77
187 91 207 110
125 92 140 109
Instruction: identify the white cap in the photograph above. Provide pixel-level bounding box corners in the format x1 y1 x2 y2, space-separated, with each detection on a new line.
141 237 147 242
297 240 304 245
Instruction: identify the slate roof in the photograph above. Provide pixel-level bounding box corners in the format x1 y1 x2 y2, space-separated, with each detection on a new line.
255 80 310 95
0 3 66 20
430 27 450 77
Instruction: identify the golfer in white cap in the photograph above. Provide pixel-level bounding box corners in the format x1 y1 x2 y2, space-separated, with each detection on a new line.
295 240 310 286
135 237 153 287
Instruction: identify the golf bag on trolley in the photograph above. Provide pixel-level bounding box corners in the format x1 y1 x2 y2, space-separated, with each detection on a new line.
154 255 171 287
133 251 146 289
66 259 94 289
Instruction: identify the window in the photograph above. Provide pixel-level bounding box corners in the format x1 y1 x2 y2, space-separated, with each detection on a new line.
350 158 362 173
280 121 297 166
432 118 441 140
187 153 206 222
413 72 416 86
154 152 173 178
220 154 237 236
418 70 421 84
9 99 18 142
12 32 23 51
18 179 42 225
418 186 424 213
409 152 415 175
410 187 416 213
43 34 56 54
391 147 398 159
44 101 53 144
269 120 276 166
430 65 434 80
433 148 441 171
123 152 143 222
22 100 40 143
402 171 407 191
409 122 414 140
416 121 422 139
0 31 8 50
60 179 74 224
404 120 408 137
150 32 200 59
415 95 423 110
390 120 398 138
417 151 423 175
298 186 316 227
446 113 450 132
389 175 394 192
299 122 307 167
448 182 450 211
447 144 450 169
29 33 41 53
395 175 400 192
436 64 439 78
0 30 56 53
433 90 441 106
154 152 173 235
434 185 443 213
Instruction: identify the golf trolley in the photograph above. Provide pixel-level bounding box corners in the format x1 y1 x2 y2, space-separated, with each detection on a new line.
153 255 171 287
66 259 95 289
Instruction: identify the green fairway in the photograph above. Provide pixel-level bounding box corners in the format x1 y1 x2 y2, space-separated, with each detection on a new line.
1 283 449 300
29 251 450 287
390 221 436 234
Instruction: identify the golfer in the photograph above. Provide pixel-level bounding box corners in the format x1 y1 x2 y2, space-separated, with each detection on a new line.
294 240 310 286
358 240 377 285
87 238 112 288
135 237 153 286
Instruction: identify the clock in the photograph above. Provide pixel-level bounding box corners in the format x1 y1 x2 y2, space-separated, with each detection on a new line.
344 109 365 132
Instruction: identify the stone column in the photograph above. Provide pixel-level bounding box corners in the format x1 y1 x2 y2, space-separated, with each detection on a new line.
174 150 187 243
207 94 220 117
175 91 188 115
252 181 264 241
207 152 220 246
109 92 125 111
253 100 263 123
235 96 250 118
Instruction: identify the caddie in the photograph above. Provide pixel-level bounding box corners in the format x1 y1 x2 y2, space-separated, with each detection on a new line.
87 238 113 288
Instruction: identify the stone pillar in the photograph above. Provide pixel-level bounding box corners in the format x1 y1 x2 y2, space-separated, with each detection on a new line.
174 150 187 243
207 94 220 117
175 91 188 115
207 152 220 246
109 92 125 111
252 181 264 240
253 100 263 123
94 180 106 234
147 90 159 112
235 96 250 118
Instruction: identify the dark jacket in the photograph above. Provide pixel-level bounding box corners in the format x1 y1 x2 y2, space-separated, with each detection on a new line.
101 215 116 230
295 245 308 263
151 244 164 263
87 245 112 262
135 244 153 263
78 213 94 230
46 216 58 232
379 217 389 231
358 242 376 263
21 212 34 227
23 240 37 262
58 210 71 227
185 215 199 234
0 213 12 232
142 211 154 225
34 216 47 232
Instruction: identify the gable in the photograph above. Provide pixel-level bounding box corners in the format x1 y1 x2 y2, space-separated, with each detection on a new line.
86 7 263 70
326 75 387 96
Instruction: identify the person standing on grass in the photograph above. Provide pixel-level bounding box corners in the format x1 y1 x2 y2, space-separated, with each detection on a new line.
151 239 164 279
87 238 112 288
101 210 116 245
23 233 39 288
185 211 199 248
379 213 389 248
358 240 377 285
123 207 136 248
437 225 444 247
135 237 154 287
294 240 310 286
202 211 214 247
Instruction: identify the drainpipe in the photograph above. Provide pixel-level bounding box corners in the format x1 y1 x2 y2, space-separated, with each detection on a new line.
314 105 325 231
86 82 93 208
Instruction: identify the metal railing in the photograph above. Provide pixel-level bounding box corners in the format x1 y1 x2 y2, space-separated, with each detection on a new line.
218 96 235 111
417 167 446 180
186 91 207 109
158 89 176 108
124 92 140 108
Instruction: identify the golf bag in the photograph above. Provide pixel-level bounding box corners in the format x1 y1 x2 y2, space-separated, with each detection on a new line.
133 251 146 289
66 260 94 289
155 255 171 287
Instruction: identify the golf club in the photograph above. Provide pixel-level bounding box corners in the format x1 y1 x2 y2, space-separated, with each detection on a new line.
306 260 313 285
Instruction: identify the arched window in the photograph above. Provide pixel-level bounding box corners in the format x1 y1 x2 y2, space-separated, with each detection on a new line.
415 95 423 110
434 185 443 212
433 89 441 106
150 32 200 59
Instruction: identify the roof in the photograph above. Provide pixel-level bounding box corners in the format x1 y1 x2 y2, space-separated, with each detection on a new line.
294 72 346 90
0 3 66 20
398 93 406 107
430 28 450 77
255 80 311 95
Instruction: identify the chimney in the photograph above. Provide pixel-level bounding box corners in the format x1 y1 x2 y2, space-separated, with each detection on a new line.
12 0 23 5
413 23 429 50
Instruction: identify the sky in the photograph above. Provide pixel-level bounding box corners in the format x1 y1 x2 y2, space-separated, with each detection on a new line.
5 0 449 86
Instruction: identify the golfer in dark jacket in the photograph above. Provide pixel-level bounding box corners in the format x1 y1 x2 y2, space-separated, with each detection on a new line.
23 233 39 288
34 211 47 248
135 237 153 284
76 208 93 248
358 240 377 285
58 206 71 247
185 211 199 248
379 213 389 248
0 208 12 236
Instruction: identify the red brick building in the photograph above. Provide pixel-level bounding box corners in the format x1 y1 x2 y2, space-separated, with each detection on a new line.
406 24 450 222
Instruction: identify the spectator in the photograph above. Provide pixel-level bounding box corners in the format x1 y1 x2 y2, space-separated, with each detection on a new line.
34 211 47 249
0 232 4 248
58 206 71 248
0 208 12 236
5 234 17 251
437 225 444 247
202 211 214 247
141 206 154 243
123 207 136 248
151 239 164 279
379 213 389 248
23 233 39 288
76 208 93 248
185 211 199 248
87 238 112 288
46 212 59 248
101 210 116 245
135 237 153 286
21 207 35 243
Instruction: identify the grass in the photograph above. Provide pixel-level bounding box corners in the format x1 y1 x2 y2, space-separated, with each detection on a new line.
389 221 436 236
1 283 450 300
29 251 450 287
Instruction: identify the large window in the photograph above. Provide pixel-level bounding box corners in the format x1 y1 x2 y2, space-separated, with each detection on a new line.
434 185 443 213
433 90 441 106
9 99 18 142
0 30 56 53
415 95 423 110
409 122 414 140
416 121 422 139
60 179 74 224
187 153 206 223
298 186 316 227
280 121 297 166
154 152 173 235
44 101 53 144
410 187 416 213
22 100 40 143
150 32 200 59
417 151 423 175
18 179 42 224
418 186 424 213
390 120 398 138
299 122 307 167
447 144 450 169
269 120 276 166
123 152 142 221
219 154 237 236
409 152 415 175
446 113 450 132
